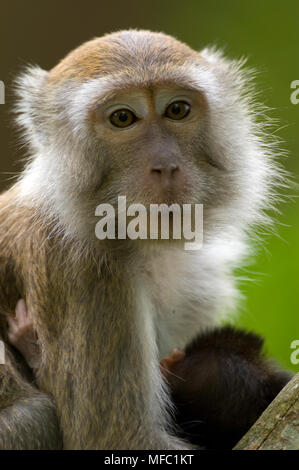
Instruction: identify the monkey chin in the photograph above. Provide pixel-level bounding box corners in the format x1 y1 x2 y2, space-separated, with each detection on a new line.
106 211 198 249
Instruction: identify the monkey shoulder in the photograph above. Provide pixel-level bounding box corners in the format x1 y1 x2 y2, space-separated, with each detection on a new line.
0 188 54 324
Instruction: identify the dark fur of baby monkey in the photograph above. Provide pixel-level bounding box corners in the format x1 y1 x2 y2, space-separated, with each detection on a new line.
161 326 293 449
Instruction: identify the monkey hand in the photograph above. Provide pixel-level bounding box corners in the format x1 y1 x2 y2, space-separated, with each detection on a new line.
160 348 185 385
7 299 41 372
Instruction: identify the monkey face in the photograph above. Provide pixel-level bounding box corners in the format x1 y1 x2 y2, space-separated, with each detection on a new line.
15 30 280 244
91 86 211 207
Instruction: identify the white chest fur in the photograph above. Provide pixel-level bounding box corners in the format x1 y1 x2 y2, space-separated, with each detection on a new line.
138 244 238 359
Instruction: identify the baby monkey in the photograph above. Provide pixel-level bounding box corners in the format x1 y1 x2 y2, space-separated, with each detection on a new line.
161 327 292 449
8 301 292 450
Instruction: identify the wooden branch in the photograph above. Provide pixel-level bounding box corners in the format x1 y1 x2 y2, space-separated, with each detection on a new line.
234 373 299 450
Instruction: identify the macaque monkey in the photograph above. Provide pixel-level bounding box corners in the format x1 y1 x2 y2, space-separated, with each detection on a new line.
161 327 292 449
0 30 285 449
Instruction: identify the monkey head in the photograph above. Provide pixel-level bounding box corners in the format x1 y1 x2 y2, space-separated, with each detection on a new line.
14 30 282 249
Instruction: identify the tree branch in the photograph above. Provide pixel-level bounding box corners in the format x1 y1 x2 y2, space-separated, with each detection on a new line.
234 373 299 450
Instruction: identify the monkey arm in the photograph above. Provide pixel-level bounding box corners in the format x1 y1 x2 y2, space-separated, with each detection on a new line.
0 290 62 449
0 285 61 450
0 345 62 449
0 195 62 450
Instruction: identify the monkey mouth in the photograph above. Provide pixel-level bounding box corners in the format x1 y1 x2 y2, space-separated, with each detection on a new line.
142 190 189 208
95 196 203 249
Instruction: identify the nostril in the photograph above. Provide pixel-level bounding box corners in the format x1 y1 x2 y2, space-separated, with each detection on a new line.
151 164 180 176
151 167 163 175
170 163 179 174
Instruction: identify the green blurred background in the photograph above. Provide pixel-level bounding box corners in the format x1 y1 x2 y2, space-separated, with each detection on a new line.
0 0 298 371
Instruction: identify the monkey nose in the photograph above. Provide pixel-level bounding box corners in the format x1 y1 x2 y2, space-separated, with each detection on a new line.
150 163 180 180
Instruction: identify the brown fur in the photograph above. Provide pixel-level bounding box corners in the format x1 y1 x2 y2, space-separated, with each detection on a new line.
49 31 200 83
0 187 63 448
0 187 184 449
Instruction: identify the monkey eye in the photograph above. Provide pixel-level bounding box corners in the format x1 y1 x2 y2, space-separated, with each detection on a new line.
109 109 137 128
165 101 191 121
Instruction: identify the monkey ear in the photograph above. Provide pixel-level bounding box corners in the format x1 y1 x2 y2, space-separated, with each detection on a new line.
14 65 49 150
